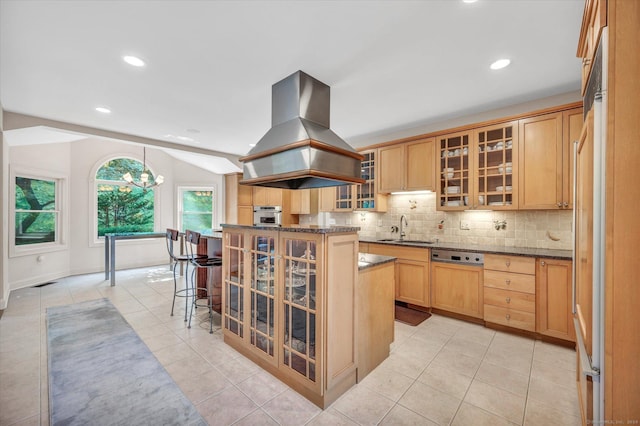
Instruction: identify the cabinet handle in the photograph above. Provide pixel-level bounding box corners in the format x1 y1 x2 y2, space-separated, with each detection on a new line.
506 314 511 320
242 248 249 253
541 261 546 267
557 202 562 208
563 202 569 208
506 279 511 285
506 297 511 303
505 260 511 267
582 58 591 66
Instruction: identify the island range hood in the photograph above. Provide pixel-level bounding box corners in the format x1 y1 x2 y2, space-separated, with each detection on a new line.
239 71 365 189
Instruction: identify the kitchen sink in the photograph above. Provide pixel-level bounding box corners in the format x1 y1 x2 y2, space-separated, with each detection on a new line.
376 239 434 244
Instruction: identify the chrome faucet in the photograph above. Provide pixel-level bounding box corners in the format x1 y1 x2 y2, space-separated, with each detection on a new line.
399 215 408 240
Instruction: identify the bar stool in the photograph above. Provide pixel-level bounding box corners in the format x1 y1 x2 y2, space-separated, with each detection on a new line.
185 230 222 334
165 228 193 321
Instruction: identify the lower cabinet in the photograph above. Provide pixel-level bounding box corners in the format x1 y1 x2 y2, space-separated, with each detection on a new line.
431 262 484 318
222 227 358 408
365 243 430 308
357 261 395 381
484 254 536 331
536 258 575 342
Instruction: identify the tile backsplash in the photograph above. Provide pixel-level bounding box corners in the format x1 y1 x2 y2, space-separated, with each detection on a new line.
300 193 573 250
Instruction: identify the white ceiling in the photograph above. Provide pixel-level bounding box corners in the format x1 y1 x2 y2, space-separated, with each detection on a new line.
1 0 585 161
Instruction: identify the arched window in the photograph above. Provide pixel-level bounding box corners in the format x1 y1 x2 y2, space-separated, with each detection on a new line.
95 158 157 237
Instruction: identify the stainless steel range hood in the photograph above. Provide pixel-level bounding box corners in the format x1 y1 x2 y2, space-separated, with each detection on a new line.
239 71 364 189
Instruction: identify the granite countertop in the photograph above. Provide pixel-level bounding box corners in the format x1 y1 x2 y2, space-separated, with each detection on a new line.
358 253 396 271
359 236 572 260
221 224 361 234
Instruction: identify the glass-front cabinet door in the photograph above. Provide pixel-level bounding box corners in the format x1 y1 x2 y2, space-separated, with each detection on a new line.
475 121 518 209
356 150 375 210
281 233 321 390
248 232 277 363
437 131 471 210
223 231 245 339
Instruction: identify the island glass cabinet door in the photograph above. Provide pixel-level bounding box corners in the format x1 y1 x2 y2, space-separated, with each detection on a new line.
249 232 278 362
223 231 245 339
281 233 321 390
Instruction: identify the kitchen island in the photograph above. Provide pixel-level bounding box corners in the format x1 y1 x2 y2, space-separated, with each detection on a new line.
220 224 395 408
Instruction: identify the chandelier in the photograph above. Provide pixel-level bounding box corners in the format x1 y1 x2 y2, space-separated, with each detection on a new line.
122 147 164 190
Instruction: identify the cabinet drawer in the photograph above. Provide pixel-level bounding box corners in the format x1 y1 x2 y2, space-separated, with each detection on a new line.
484 254 535 274
484 270 535 294
484 304 535 332
484 287 535 313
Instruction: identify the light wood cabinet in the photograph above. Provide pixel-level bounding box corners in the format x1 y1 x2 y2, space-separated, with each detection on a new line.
366 243 430 308
436 131 472 210
483 254 536 331
379 138 435 193
252 186 283 206
355 149 387 212
518 108 583 210
357 261 395 381
536 258 575 342
431 262 483 318
577 0 607 95
289 189 319 215
474 121 519 209
222 227 358 408
319 185 355 212
225 173 253 225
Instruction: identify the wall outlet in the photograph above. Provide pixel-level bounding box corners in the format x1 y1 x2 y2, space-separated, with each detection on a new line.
460 220 470 230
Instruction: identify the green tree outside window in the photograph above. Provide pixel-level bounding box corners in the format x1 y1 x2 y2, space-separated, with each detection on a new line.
96 158 156 236
15 177 57 245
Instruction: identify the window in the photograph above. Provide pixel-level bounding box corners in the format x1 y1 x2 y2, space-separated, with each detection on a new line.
178 187 215 232
15 177 58 245
10 166 67 257
95 158 157 237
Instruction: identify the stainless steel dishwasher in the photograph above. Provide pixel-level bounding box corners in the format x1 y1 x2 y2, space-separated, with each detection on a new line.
430 249 485 319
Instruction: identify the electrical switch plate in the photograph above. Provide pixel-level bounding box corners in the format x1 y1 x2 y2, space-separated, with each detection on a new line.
460 220 470 230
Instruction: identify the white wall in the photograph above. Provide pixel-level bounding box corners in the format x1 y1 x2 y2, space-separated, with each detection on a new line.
7 137 224 290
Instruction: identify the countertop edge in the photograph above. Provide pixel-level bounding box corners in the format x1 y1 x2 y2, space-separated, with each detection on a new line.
359 237 572 260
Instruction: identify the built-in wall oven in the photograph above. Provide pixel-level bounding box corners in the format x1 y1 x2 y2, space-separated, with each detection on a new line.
253 205 282 227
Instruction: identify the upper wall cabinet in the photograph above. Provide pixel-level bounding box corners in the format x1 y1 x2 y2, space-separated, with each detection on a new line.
436 131 472 210
518 108 583 210
474 121 519 210
355 149 387 212
577 0 607 95
378 138 435 193
252 187 283 207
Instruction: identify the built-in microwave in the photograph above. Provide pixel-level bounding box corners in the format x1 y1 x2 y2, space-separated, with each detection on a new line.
253 206 282 227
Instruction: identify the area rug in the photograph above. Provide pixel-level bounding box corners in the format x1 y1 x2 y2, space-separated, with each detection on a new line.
47 298 206 426
395 303 432 326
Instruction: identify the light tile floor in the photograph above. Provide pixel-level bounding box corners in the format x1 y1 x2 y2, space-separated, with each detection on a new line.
0 266 581 425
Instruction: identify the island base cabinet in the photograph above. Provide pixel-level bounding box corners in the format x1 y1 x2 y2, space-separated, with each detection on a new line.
357 261 395 382
222 227 358 408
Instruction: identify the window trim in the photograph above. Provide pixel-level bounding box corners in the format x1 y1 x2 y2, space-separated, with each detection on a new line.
177 185 217 232
9 165 69 258
89 153 162 247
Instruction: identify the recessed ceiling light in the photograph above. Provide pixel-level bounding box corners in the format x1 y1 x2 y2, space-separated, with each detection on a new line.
176 136 194 142
490 58 511 70
95 106 111 114
249 144 256 147
186 128 200 134
123 55 145 67
463 0 478 3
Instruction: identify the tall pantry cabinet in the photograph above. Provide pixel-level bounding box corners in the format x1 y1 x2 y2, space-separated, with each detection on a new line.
574 0 640 423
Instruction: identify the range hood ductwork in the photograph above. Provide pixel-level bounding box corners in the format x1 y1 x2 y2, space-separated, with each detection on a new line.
239 71 365 189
